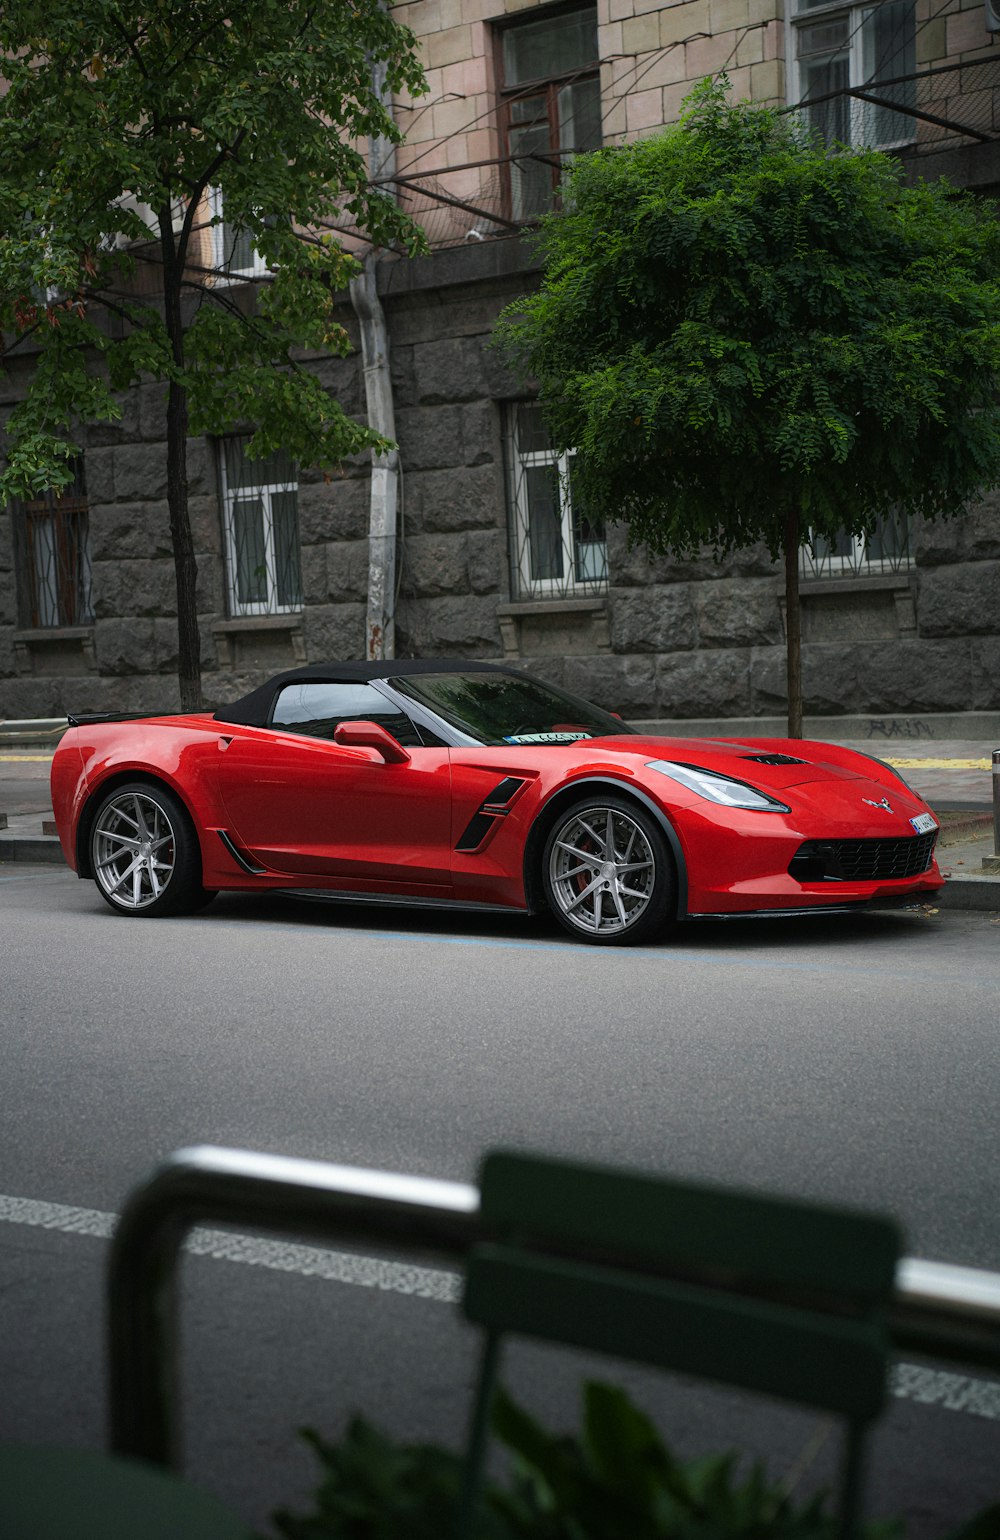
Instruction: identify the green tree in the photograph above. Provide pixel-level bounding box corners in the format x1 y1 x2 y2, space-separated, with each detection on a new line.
494 79 1000 736
0 1 425 709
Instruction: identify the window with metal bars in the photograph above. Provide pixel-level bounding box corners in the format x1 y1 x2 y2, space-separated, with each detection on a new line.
209 188 269 282
494 1 602 223
11 459 94 628
792 0 917 149
218 438 303 616
800 514 912 580
505 402 607 600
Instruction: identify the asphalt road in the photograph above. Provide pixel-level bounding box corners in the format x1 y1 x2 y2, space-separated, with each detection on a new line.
2 864 999 1535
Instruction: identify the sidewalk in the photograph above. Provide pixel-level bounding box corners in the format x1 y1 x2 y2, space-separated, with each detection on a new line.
2 728 997 907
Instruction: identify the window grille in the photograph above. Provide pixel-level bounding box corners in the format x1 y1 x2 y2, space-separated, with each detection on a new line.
218 438 302 616
792 0 917 149
11 459 93 628
494 3 602 222
800 514 912 579
209 188 269 282
505 403 607 600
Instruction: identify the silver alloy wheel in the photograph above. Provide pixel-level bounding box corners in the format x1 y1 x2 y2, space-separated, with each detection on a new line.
92 790 176 911
548 805 656 937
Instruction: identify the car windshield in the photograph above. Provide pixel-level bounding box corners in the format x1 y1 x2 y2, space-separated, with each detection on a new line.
389 672 636 746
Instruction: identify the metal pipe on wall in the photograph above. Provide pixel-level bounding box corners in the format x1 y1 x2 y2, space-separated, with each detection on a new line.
350 41 399 662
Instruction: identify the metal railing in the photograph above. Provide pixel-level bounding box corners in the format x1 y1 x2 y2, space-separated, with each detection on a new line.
107 1145 1000 1471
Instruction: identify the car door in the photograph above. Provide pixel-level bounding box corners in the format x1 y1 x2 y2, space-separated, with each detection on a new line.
214 681 453 890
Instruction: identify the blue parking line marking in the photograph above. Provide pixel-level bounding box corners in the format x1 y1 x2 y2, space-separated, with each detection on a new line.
366 929 995 980
0 872 66 884
191 914 997 982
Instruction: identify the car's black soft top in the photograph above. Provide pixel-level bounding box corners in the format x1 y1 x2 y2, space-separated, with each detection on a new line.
213 658 517 728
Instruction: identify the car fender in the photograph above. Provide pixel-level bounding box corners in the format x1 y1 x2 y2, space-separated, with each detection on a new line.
525 774 689 921
73 737 226 880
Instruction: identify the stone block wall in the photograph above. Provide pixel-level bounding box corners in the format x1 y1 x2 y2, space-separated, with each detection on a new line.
1 240 999 725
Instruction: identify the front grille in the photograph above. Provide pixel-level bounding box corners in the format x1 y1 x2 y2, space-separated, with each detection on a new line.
789 832 937 883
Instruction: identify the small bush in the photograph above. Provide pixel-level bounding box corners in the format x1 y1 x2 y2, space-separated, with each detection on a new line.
269 1380 915 1540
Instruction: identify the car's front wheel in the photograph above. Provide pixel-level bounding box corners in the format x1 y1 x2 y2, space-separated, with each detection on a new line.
542 795 675 945
90 782 207 917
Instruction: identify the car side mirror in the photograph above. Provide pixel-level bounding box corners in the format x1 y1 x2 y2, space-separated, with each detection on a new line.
333 720 411 764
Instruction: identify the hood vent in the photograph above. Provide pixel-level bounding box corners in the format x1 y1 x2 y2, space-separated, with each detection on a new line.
742 753 807 766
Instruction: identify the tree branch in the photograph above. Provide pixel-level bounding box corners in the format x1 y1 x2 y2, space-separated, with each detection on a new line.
106 9 150 79
161 7 235 79
176 127 248 271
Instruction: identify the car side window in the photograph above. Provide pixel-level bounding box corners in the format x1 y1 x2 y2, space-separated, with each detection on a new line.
270 683 426 747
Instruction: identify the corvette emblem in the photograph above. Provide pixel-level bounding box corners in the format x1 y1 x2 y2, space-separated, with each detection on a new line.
863 797 894 813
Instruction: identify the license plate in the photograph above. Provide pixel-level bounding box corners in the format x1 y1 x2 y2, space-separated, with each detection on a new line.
910 813 937 834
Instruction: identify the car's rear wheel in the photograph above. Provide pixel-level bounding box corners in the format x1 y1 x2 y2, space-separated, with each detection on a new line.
90 782 207 917
542 795 675 945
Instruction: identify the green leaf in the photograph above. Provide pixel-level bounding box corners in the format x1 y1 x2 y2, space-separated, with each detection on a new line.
581 1379 673 1503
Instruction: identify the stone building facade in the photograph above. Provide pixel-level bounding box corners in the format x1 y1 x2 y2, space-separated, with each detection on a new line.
2 0 1000 727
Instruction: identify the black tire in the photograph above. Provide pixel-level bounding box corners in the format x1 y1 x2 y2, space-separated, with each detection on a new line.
89 781 207 918
541 794 676 945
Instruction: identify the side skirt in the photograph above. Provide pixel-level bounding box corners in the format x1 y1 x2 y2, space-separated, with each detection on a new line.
283 889 530 916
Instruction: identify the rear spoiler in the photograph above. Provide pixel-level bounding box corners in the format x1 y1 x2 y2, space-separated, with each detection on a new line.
66 711 190 728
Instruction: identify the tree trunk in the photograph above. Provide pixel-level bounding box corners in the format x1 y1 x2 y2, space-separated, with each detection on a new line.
784 505 803 739
165 377 202 711
159 211 202 712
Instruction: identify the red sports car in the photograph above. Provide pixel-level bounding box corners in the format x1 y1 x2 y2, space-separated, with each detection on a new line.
49 660 944 944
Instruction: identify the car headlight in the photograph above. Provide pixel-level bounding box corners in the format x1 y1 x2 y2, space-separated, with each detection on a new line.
647 760 791 812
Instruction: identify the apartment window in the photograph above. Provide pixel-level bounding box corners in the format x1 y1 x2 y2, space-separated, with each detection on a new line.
505 402 607 599
800 513 912 579
218 438 302 616
12 459 93 628
495 2 602 222
209 188 268 281
792 0 916 148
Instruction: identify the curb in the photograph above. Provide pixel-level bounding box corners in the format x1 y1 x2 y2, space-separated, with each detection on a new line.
933 877 1000 912
937 812 994 844
0 837 64 864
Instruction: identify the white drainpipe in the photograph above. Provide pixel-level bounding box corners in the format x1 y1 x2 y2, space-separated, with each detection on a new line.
349 49 398 661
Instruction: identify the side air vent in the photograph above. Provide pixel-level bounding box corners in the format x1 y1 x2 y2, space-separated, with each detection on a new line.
455 812 497 852
218 829 267 875
482 777 525 810
455 777 527 853
742 753 807 766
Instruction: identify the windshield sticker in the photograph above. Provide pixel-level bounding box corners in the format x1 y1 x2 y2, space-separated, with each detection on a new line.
502 731 593 745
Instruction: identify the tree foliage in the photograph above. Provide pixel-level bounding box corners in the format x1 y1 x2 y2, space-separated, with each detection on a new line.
0 0 426 705
494 80 1000 730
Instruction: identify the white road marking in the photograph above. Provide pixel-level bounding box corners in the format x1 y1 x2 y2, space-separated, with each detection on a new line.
0 1192 458 1301
1 1192 998 1417
0 1194 114 1238
890 1363 1000 1421
184 1226 460 1301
